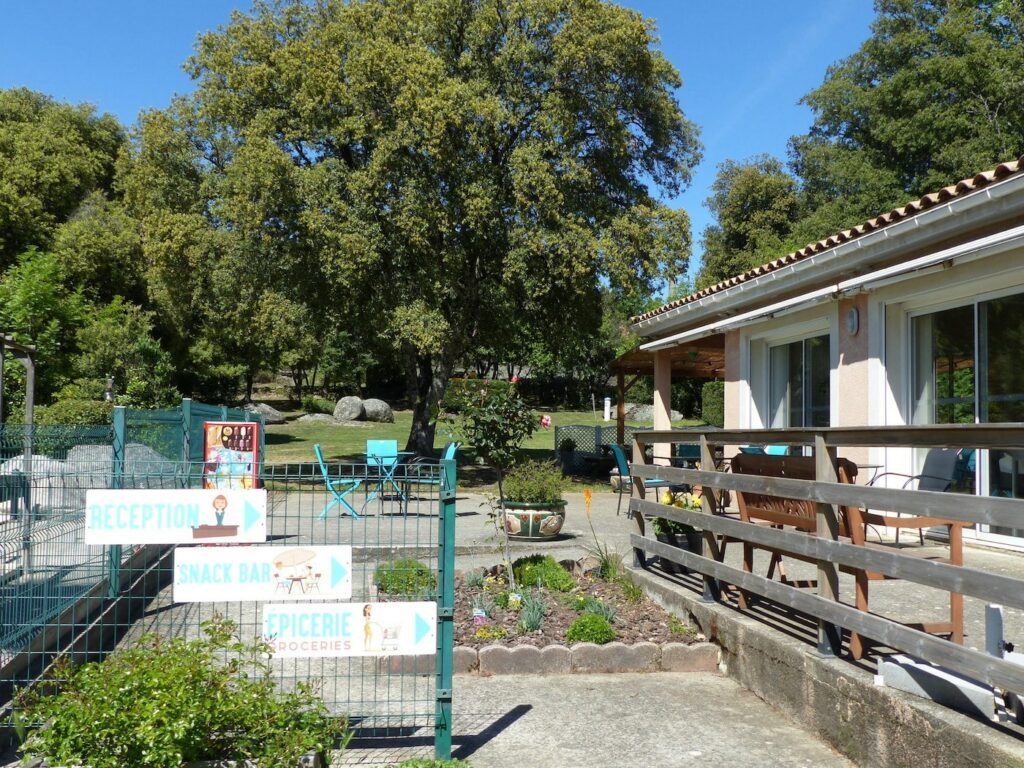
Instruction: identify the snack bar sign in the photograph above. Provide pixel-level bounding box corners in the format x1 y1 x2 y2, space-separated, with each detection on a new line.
263 601 437 658
173 545 352 603
84 489 267 545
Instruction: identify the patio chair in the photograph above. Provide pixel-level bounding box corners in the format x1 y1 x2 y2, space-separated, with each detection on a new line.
403 441 460 498
314 443 364 519
365 439 407 513
609 443 676 517
869 447 961 543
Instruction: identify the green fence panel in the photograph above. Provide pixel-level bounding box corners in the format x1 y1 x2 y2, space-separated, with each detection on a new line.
2 455 456 756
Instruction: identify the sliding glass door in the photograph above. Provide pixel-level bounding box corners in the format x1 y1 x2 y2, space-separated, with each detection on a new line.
911 291 1024 535
768 334 830 428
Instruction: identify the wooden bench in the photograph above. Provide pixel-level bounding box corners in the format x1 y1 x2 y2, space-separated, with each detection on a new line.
730 453 967 660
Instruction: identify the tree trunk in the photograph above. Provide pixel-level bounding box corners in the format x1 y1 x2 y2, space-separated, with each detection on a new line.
245 372 254 403
405 353 452 455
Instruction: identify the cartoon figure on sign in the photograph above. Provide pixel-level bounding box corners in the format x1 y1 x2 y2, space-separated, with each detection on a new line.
362 604 377 651
212 494 228 526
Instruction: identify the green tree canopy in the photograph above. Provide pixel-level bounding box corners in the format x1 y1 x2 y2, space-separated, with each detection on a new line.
0 88 123 268
696 156 799 289
798 0 1024 199
121 0 702 450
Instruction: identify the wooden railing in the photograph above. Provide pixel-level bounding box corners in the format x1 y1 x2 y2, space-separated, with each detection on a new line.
629 424 1024 693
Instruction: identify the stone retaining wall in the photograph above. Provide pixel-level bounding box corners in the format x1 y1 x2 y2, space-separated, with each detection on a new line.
628 567 1024 768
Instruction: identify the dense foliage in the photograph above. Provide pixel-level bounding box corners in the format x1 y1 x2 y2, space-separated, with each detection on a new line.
373 559 437 596
565 612 616 644
696 0 1024 289
501 460 565 504
512 554 577 592
12 617 346 768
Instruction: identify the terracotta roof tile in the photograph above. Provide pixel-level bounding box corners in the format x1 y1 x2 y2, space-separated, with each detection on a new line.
633 155 1024 324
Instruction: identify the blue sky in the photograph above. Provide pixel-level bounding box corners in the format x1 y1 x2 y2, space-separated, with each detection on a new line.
0 1 874 280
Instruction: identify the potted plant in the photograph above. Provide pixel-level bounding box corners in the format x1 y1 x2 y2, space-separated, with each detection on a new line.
652 490 704 574
501 460 567 540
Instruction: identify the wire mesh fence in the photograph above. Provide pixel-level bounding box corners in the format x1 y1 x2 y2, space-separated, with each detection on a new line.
1 455 455 746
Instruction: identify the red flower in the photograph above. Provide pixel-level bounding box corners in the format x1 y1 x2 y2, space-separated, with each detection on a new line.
510 375 520 384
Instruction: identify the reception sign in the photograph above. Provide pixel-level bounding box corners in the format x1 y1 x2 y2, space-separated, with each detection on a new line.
173 545 352 603
84 488 267 545
262 601 437 658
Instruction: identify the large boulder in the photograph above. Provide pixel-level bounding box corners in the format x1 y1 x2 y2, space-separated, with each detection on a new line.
333 396 365 421
244 402 286 425
624 402 683 422
362 398 394 423
296 413 337 424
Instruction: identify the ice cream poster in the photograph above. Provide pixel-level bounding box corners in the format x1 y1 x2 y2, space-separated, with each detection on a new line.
204 421 259 490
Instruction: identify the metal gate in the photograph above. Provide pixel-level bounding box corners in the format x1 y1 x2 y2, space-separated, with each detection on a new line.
1 425 456 758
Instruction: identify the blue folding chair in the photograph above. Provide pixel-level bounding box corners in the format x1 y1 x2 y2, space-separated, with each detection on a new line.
365 439 407 513
609 443 675 517
314 443 363 519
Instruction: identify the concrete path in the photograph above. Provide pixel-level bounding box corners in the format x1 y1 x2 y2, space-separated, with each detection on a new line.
339 673 853 768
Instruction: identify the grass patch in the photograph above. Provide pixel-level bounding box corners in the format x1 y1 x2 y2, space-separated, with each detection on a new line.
262 401 702 491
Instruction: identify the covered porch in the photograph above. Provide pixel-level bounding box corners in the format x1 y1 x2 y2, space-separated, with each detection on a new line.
609 333 725 452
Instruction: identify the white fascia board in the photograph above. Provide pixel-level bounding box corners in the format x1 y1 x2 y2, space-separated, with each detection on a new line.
633 174 1024 338
640 222 1024 352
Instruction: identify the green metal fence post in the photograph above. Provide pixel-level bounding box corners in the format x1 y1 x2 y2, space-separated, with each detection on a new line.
181 397 193 465
220 405 229 420
107 405 126 598
434 458 456 759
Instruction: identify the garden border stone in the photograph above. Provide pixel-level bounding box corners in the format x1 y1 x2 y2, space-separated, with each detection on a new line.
459 640 718 676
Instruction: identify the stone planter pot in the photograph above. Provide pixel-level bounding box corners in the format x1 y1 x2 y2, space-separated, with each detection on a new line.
655 530 702 574
501 500 567 540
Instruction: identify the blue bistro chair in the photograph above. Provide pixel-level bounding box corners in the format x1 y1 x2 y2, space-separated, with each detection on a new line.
314 443 363 519
403 441 460 499
365 439 406 513
609 443 675 517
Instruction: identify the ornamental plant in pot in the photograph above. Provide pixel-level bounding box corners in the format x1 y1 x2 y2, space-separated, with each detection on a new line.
501 460 567 540
653 490 704 574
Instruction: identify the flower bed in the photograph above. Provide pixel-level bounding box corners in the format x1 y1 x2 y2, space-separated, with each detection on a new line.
453 558 701 649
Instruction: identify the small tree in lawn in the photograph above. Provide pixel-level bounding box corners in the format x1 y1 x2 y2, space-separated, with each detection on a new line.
454 382 537 591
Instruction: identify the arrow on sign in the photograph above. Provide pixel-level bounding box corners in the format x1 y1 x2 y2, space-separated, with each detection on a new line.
243 500 262 531
331 558 348 588
415 612 432 645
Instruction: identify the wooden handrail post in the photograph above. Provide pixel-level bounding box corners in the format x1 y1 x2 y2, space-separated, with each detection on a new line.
814 434 841 656
632 435 649 567
698 433 722 602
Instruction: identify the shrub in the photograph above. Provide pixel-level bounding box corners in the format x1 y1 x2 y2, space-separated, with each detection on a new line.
11 617 346 768
701 380 725 427
511 555 575 592
301 395 335 414
395 759 473 767
34 398 112 426
442 377 511 414
374 559 437 596
566 613 616 645
463 570 485 588
502 461 564 504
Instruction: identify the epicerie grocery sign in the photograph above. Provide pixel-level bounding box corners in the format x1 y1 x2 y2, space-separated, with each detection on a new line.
173 545 352 603
263 601 437 658
84 488 267 545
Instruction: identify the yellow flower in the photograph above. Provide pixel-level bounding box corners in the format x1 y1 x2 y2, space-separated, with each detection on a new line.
583 488 593 518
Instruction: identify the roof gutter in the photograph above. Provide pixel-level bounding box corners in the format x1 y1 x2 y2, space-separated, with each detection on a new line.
641 222 1024 351
633 172 1024 338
